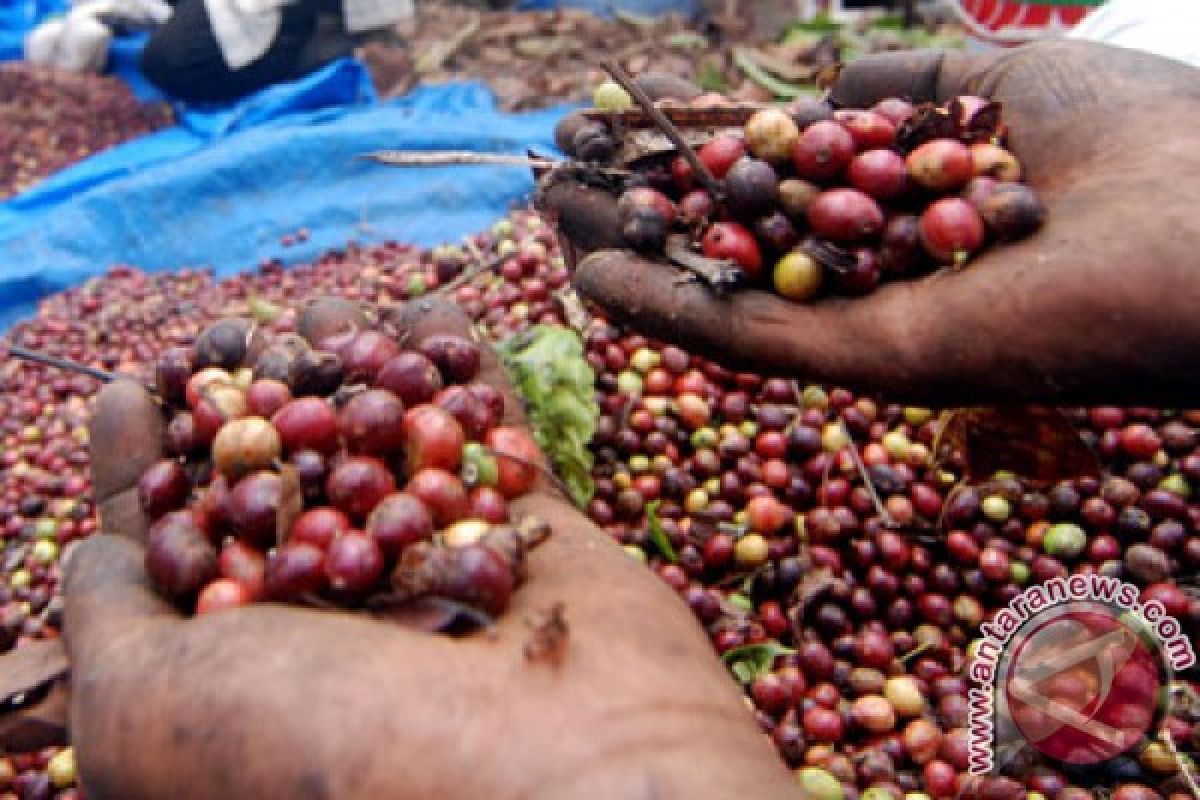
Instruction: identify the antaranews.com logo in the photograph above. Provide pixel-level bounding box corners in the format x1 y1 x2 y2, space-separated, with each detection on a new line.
967 574 1196 775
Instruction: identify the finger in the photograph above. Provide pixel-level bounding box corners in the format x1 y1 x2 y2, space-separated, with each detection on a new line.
635 72 703 103
63 534 177 668
534 178 622 254
399 297 528 430
830 49 988 109
296 295 369 348
553 72 701 155
89 379 164 544
572 249 966 402
400 298 566 499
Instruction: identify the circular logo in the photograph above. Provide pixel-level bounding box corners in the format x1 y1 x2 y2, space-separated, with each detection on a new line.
1000 602 1166 765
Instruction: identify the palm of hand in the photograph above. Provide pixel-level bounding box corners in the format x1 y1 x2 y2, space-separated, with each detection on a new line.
67 299 794 800
567 41 1200 405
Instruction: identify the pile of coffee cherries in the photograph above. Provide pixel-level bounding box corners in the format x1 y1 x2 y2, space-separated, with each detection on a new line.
2 211 1198 800
139 307 547 618
0 64 173 200
564 90 1046 301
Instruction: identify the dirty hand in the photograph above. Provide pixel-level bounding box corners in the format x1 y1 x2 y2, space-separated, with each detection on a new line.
65 298 796 800
547 41 1200 406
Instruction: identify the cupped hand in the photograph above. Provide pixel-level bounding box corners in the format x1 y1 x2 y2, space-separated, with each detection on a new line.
551 41 1200 406
66 298 796 800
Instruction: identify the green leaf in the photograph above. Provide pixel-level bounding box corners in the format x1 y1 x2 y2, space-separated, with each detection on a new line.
868 14 908 30
498 325 599 508
666 31 708 50
695 61 729 93
729 592 754 613
783 13 841 35
730 661 757 684
733 48 811 100
721 642 797 684
645 500 678 563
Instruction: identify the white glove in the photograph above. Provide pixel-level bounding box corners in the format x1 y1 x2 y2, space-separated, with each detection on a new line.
54 8 113 72
24 17 68 65
71 0 172 32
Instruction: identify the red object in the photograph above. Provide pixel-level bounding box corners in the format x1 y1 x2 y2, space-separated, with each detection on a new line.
958 1 1091 34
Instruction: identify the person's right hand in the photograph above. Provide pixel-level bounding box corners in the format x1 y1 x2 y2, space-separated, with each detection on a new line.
553 42 1200 406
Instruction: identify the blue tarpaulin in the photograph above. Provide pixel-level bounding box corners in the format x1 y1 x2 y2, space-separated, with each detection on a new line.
515 0 699 17
0 8 575 332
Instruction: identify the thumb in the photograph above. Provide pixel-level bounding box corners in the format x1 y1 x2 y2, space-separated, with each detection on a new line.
62 534 177 669
830 49 990 109
89 379 165 545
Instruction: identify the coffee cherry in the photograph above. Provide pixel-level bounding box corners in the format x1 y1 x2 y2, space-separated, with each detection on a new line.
264 542 327 601
138 459 190 518
145 511 218 601
325 530 384 595
196 579 253 614
697 135 746 179
376 352 443 406
418 334 481 384
366 492 434 559
792 121 855 181
593 80 632 111
702 222 763 277
212 417 282 478
326 457 396 522
339 389 406 456
848 149 908 200
272 397 339 454
907 139 974 191
919 198 985 265
744 108 800 165
808 189 885 243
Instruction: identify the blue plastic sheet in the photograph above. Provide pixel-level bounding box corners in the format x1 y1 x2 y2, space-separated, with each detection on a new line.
0 56 573 332
1 0 161 98
515 0 699 17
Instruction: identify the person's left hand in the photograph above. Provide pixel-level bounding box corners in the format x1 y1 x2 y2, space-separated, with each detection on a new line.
66 298 798 800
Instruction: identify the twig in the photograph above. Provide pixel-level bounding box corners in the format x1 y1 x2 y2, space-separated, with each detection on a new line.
5 344 129 385
365 151 562 170
432 251 506 298
733 47 812 99
1162 728 1200 800
599 59 724 199
415 12 481 74
363 151 632 179
838 419 897 528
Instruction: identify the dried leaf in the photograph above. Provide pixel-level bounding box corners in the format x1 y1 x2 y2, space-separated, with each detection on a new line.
951 96 1006 143
733 48 812 100
801 239 857 275
553 289 591 335
276 464 304 547
524 602 569 666
895 103 958 152
582 105 765 130
665 236 745 293
615 128 736 166
933 406 1101 487
787 566 836 633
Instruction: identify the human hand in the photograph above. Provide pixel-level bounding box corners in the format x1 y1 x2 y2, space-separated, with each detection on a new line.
549 41 1200 406
65 298 797 800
